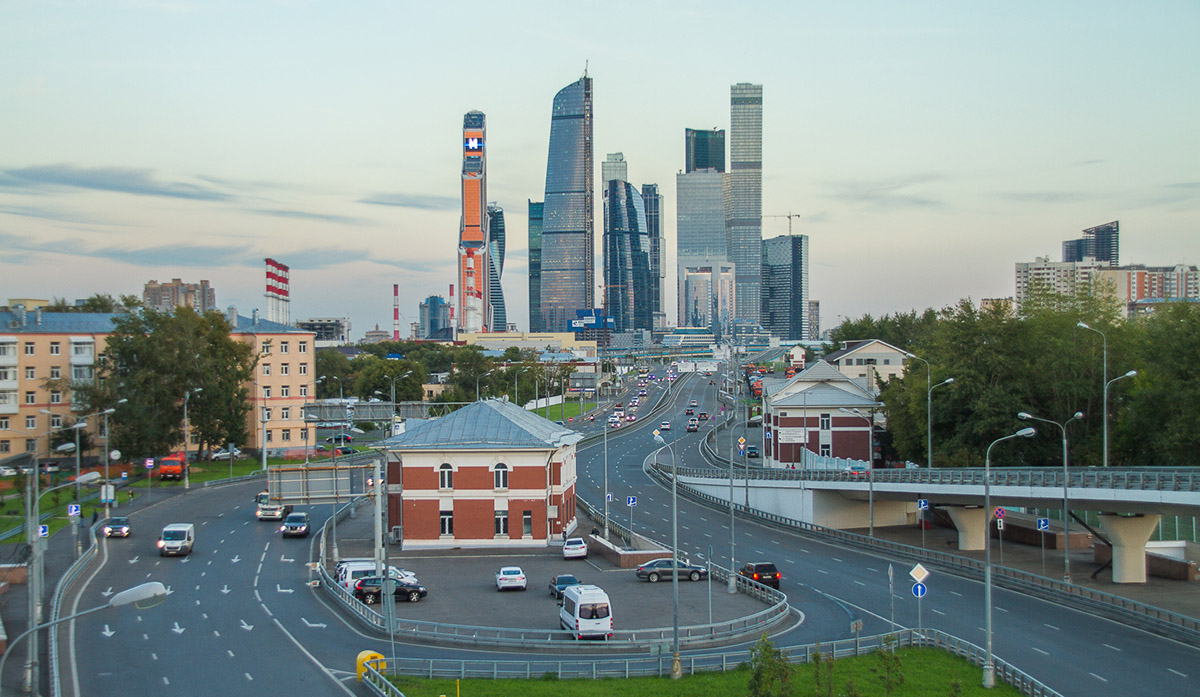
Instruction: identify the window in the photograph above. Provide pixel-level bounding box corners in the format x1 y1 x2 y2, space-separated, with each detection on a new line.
883 359 891 365
0 343 14 358
261 341 271 355
0 417 8 430
24 342 35 356
493 463 509 489
26 415 36 429
262 386 271 399
0 441 8 454
280 341 289 354
819 413 831 430
25 367 35 380
280 363 289 376
263 408 272 421
0 369 10 381
301 428 308 441
266 429 273 443
281 407 290 420
281 429 291 442
71 343 92 357
24 391 35 405
299 363 308 375
439 510 454 535
50 342 61 355
299 384 308 398
522 511 533 536
262 364 271 376
25 439 36 452
819 443 832 457
438 464 453 489
49 366 61 379
299 341 308 354
50 414 62 428
281 385 290 398
72 366 93 381
50 391 62 404
494 510 509 536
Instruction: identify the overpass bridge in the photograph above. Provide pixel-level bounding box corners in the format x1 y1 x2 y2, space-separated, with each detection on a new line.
662 463 1200 584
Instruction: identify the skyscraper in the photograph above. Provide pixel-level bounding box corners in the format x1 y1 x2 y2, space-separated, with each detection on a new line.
727 83 763 322
487 203 506 331
761 234 810 341
527 200 544 332
458 110 490 333
602 152 627 184
685 128 725 173
603 179 652 332
676 166 726 326
680 261 736 339
1063 220 1120 266
539 75 594 332
642 183 665 329
419 295 452 340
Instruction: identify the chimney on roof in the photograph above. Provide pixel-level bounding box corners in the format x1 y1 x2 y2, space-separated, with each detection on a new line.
35 307 42 326
226 306 238 327
252 308 260 325
13 304 25 327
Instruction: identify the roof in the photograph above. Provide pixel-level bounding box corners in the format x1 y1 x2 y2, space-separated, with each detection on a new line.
0 310 120 334
764 360 879 408
230 315 314 335
823 338 908 363
377 398 584 451
770 384 880 409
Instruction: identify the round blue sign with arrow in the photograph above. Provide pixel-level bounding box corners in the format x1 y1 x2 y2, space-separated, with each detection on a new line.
912 582 927 598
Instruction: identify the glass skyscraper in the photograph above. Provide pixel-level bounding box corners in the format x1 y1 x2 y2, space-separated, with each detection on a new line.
527 200 543 332
676 167 726 326
727 83 763 322
487 203 506 331
761 234 810 341
603 179 652 332
539 76 594 332
458 110 490 333
685 128 725 173
642 183 665 329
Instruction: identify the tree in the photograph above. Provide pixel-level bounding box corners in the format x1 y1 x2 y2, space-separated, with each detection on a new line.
747 633 792 697
314 349 353 398
46 293 141 313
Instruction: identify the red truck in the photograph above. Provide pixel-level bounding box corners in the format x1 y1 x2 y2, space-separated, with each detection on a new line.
159 452 188 481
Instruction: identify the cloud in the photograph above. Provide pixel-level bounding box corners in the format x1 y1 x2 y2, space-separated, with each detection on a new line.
245 208 365 225
1001 191 1096 204
357 192 459 211
822 174 944 210
0 204 112 225
2 164 231 201
90 243 256 267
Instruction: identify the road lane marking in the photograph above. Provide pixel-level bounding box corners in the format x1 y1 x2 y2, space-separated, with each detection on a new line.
1032 647 1048 656
950 591 963 597
853 580 865 587
245 673 254 681
832 557 843 562
1044 623 1060 630
1168 669 1187 678
931 609 945 616
228 650 235 657
1102 643 1121 652
1089 673 1108 683
163 677 170 686
866 567 878 573
995 607 1008 613
817 569 828 574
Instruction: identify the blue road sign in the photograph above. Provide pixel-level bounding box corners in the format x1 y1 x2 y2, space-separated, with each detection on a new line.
917 499 929 510
912 582 927 599
994 507 1006 519
1037 517 1050 531
626 496 637 507
606 492 613 502
121 471 128 480
67 504 80 517
38 525 48 538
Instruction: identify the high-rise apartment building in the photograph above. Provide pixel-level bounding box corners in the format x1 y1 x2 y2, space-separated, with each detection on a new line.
1015 256 1107 309
458 110 491 333
807 300 821 341
527 200 544 332
419 295 452 340
602 152 627 184
488 203 506 331
602 179 652 332
539 76 594 332
761 235 810 341
680 261 736 339
685 128 725 173
143 278 216 314
1063 221 1119 266
641 183 665 330
1093 264 1199 316
727 83 763 322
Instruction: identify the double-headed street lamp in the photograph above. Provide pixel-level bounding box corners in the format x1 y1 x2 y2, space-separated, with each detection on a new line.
382 370 412 408
983 426 1036 689
1075 322 1114 466
183 387 202 490
652 430 682 680
475 369 495 402
1104 369 1137 466
1018 410 1084 582
102 398 127 518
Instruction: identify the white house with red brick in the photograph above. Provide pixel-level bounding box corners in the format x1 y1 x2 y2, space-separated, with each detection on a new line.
379 399 583 549
762 360 881 468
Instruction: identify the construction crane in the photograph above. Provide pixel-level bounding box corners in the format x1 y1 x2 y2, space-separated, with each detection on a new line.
765 212 802 236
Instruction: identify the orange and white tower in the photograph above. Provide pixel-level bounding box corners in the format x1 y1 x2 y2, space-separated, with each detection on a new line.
458 110 490 333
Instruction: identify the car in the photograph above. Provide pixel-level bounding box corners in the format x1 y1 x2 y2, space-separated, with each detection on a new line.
549 573 581 599
210 447 242 459
739 561 781 589
103 516 131 538
689 400 698 407
686 420 699 432
0 466 16 477
844 464 869 477
635 558 708 583
587 414 595 421
746 445 760 458
609 421 621 429
638 389 648 396
698 412 709 421
335 560 418 590
659 421 671 431
280 512 310 538
625 414 636 422
747 415 763 428
325 434 354 444
335 446 355 456
40 462 60 473
353 576 428 604
685 408 695 415
613 403 624 410
496 566 527 591
562 537 588 559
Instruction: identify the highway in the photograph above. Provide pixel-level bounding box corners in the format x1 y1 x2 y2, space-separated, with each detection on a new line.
56 360 1200 696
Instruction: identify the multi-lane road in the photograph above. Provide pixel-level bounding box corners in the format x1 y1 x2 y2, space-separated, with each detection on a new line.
56 362 1200 696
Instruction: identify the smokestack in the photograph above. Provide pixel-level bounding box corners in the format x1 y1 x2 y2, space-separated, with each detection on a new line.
393 284 400 341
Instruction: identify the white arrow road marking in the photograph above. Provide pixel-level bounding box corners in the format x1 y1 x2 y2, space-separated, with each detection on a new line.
220 585 231 595
171 622 185 634
244 673 253 681
100 587 113 597
231 555 240 563
277 584 294 594
165 586 174 595
181 557 190 563
281 554 294 563
213 631 220 637
101 625 115 638
240 619 253 631
301 618 326 629
227 650 235 657
128 556 139 564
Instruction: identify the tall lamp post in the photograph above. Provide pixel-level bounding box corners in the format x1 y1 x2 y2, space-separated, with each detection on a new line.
653 430 682 680
1075 322 1111 466
102 399 127 518
1104 369 1137 466
1018 410 1084 582
727 353 738 593
511 367 524 408
983 426 1036 689
183 387 202 490
475 369 494 402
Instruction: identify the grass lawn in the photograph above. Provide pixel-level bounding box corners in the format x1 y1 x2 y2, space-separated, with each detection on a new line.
534 401 597 422
388 648 1022 697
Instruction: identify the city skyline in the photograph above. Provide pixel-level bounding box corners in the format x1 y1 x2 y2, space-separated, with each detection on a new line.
1 3 1196 338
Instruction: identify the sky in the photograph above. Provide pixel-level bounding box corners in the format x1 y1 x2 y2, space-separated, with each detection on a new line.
2 1 1197 338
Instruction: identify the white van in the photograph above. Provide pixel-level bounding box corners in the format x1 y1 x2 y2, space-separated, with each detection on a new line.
559 584 612 640
334 560 417 590
157 523 195 557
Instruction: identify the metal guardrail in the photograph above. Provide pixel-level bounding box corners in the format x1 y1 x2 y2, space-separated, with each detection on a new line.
201 470 267 487
49 522 101 697
360 627 1061 697
648 461 1200 647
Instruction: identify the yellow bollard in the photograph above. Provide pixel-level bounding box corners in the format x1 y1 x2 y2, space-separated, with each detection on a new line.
356 650 385 681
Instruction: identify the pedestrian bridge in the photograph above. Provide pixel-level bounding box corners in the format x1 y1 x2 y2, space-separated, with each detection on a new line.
660 464 1200 584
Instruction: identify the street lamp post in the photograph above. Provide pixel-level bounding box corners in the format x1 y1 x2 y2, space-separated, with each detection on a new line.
183 387 202 490
983 426 1036 689
512 367 524 408
653 431 682 680
101 399 127 518
1018 410 1084 582
1076 322 1111 466
476 369 494 402
728 354 738 593
1103 369 1137 467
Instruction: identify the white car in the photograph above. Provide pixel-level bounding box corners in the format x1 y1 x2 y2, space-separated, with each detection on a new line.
0 466 16 476
659 421 671 431
562 537 588 559
495 566 527 591
211 447 242 459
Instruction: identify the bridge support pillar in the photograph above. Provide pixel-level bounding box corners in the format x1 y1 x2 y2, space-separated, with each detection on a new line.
1098 513 1160 584
945 506 987 551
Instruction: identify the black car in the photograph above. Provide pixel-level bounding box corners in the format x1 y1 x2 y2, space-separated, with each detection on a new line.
335 446 355 456
548 573 581 599
685 408 695 415
746 445 760 458
738 561 781 589
325 434 354 444
103 517 131 538
635 558 708 583
280 512 310 538
353 576 427 604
